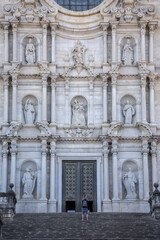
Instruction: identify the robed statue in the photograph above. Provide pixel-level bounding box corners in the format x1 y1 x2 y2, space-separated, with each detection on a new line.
24 99 36 124
122 167 137 199
25 38 36 64
122 39 134 65
22 168 36 199
72 100 86 127
123 101 135 124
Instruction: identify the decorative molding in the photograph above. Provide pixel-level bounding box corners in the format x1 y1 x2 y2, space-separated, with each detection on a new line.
136 122 152 137
108 122 123 136
65 128 94 138
36 122 51 137
6 122 22 137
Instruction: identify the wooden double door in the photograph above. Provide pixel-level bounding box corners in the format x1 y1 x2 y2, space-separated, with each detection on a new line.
62 160 97 212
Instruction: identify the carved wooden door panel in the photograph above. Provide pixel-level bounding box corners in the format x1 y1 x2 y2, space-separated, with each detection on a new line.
62 161 97 212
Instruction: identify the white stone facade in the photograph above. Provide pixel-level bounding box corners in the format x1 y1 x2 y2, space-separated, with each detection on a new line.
0 0 160 213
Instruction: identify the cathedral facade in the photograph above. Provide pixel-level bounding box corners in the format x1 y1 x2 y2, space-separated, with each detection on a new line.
0 0 160 213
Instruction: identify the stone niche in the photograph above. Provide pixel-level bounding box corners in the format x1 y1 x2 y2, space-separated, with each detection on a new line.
22 95 38 125
20 160 37 200
122 160 138 200
22 36 38 65
121 37 136 65
121 95 136 125
71 96 88 127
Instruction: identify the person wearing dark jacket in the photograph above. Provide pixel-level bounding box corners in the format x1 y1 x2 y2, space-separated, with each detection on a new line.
82 196 89 220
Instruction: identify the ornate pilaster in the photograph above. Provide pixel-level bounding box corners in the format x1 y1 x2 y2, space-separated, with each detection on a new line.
49 141 56 201
101 23 109 67
139 21 147 62
101 74 108 125
142 138 149 200
151 141 158 188
9 63 21 122
2 141 8 192
40 138 48 200
10 139 17 190
111 138 119 201
88 77 94 127
2 74 9 124
50 74 58 127
148 73 158 124
11 22 18 62
138 63 150 123
50 23 58 64
148 21 158 63
42 74 48 123
109 64 120 124
2 23 9 63
110 22 119 63
103 141 110 201
41 22 48 62
64 77 70 127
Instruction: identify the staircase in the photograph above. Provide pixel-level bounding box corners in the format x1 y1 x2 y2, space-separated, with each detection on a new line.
1 213 160 239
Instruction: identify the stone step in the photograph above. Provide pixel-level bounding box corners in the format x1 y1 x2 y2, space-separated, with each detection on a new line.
1 213 160 240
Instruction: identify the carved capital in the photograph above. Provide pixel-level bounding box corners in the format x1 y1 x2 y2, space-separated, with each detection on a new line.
100 22 109 33
139 21 147 35
50 22 59 33
151 141 157 156
50 141 56 155
11 22 18 32
41 22 48 33
103 141 109 155
148 21 158 33
2 141 8 156
41 139 48 153
2 74 9 88
148 73 158 88
111 138 118 154
10 139 17 154
142 139 149 154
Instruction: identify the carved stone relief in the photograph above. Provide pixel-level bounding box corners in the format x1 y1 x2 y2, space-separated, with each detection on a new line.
122 160 138 200
22 95 38 125
71 96 88 127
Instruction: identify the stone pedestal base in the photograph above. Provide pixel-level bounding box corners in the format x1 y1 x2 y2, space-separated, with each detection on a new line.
48 200 57 213
17 199 48 213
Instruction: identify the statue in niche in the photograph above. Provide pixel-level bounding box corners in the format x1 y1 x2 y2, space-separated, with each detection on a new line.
72 41 87 66
24 99 36 124
122 167 137 199
22 167 36 199
122 39 134 65
25 38 36 64
123 100 135 124
72 100 86 127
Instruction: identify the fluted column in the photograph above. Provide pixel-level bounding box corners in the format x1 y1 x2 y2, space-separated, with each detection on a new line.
2 141 8 192
11 23 18 62
140 76 147 123
112 138 119 200
41 74 48 122
65 78 70 126
151 141 157 188
111 22 118 62
103 141 110 201
41 23 48 62
101 23 109 64
50 23 58 64
149 74 157 124
142 139 149 200
10 139 17 190
11 75 18 122
101 74 108 124
2 74 9 124
139 22 147 62
148 22 157 63
89 77 94 126
41 139 47 200
111 75 117 123
50 141 56 200
51 75 57 124
3 24 9 63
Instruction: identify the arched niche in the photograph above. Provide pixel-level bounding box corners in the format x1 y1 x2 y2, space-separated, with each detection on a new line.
71 96 88 127
120 95 136 125
22 95 38 125
21 35 39 65
120 37 136 65
122 160 138 200
20 160 37 199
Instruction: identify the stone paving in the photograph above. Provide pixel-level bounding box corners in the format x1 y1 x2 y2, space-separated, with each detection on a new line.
1 213 160 240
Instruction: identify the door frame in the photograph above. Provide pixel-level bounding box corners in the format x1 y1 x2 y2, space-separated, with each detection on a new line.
57 155 102 213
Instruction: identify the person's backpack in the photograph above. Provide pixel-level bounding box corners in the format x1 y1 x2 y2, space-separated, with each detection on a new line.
82 199 88 208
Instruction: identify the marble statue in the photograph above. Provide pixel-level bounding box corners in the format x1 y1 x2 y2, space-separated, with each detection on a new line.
122 39 134 65
122 167 137 199
123 100 135 124
25 38 36 64
24 99 36 124
72 41 86 65
22 168 36 199
72 100 86 126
